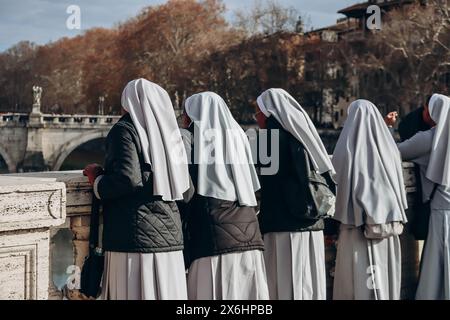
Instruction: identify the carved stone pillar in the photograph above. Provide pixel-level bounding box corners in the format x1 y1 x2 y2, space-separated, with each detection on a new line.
22 123 46 172
24 86 46 171
12 172 95 300
0 176 66 299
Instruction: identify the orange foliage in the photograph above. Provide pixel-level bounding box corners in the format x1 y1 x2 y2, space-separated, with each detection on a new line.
0 0 242 114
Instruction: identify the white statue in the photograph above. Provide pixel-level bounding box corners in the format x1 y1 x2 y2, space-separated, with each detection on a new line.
32 86 43 107
98 95 105 115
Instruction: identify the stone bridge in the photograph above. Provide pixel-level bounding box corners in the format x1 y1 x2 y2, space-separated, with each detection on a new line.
0 111 121 173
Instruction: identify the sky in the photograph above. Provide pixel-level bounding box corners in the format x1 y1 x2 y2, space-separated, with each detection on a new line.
0 0 357 52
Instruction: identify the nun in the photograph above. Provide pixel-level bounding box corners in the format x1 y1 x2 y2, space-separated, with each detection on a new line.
83 79 190 300
180 92 269 300
391 94 450 300
332 99 408 300
255 88 335 300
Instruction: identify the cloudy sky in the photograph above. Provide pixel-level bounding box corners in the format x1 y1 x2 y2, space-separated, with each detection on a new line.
0 0 356 52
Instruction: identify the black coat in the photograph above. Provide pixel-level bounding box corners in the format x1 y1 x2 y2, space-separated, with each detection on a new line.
258 117 325 234
178 128 264 267
96 114 184 253
398 107 431 141
180 195 265 268
398 107 433 237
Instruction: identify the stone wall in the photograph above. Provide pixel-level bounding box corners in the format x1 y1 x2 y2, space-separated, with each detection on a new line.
0 176 66 299
10 172 94 299
0 164 424 300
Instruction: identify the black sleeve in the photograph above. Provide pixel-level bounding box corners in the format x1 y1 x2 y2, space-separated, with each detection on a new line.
176 161 198 222
285 138 313 219
96 124 144 200
177 176 195 221
324 218 340 236
398 108 422 142
181 176 195 203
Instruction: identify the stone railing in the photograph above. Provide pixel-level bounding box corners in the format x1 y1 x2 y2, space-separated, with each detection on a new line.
0 163 423 300
0 175 66 299
40 114 121 126
0 113 121 127
0 113 29 125
0 171 93 300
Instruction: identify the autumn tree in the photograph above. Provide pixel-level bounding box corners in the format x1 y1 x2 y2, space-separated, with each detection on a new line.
80 28 122 114
202 32 307 123
4 0 447 124
117 0 243 109
0 0 242 114
32 35 88 114
0 41 37 112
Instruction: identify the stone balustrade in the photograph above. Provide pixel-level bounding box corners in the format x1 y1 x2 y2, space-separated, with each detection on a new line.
1 171 94 300
0 175 66 299
0 163 423 300
0 113 121 127
0 113 28 124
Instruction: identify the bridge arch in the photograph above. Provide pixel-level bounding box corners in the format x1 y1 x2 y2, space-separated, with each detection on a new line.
0 145 16 173
52 130 109 171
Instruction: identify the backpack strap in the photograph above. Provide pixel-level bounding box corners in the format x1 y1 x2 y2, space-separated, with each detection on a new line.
430 183 439 201
88 194 102 254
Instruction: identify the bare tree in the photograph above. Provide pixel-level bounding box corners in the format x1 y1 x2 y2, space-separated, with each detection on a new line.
233 0 304 36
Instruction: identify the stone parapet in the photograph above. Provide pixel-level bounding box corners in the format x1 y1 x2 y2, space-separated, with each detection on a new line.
0 176 66 299
0 163 424 299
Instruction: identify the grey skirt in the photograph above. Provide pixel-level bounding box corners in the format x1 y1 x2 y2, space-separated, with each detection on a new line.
416 209 450 300
333 225 402 300
263 231 326 300
101 251 187 300
187 250 269 300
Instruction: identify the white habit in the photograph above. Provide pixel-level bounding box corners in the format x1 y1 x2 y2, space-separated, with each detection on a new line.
264 232 326 300
397 94 450 300
187 251 269 300
101 251 187 300
332 100 408 300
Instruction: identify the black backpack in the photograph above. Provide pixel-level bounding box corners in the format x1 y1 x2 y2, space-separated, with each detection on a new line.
304 149 337 220
80 195 104 299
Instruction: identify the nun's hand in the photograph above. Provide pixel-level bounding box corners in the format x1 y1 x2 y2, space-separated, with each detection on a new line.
384 111 398 127
83 164 104 186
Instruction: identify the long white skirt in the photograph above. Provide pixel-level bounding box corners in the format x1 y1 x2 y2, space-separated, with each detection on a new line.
416 209 450 300
101 251 187 300
263 231 326 300
187 250 269 300
333 225 402 300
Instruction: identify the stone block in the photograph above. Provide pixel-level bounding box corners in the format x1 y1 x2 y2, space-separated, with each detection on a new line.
72 225 90 241
0 177 66 300
73 240 89 268
0 177 66 232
